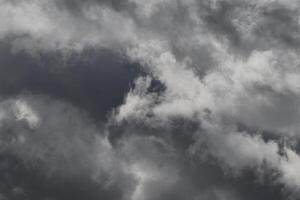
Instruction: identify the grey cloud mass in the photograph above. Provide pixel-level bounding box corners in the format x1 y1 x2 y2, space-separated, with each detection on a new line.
0 0 300 200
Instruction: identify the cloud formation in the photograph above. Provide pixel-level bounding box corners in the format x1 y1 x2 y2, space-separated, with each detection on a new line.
1 0 300 200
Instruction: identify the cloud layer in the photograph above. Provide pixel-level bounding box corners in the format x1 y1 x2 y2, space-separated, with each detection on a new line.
1 0 300 200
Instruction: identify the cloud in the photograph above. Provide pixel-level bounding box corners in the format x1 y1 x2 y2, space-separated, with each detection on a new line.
2 0 300 199
0 0 136 52
0 94 200 200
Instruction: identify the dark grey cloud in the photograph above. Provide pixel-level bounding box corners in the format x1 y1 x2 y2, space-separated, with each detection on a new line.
0 154 124 200
60 0 138 18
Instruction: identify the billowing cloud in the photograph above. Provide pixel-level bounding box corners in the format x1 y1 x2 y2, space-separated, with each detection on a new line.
0 94 181 200
1 0 300 200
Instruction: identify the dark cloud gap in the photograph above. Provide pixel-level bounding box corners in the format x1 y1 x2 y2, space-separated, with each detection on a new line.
54 0 136 14
0 42 140 121
147 79 166 94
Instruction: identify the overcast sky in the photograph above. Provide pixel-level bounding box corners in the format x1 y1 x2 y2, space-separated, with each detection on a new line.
1 0 300 200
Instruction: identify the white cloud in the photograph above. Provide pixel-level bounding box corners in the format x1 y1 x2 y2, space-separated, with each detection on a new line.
190 120 300 195
0 0 136 52
13 99 40 128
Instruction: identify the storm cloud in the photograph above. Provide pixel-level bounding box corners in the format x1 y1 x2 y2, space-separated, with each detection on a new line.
0 0 300 200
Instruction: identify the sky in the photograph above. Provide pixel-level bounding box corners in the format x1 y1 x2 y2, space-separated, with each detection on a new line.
0 0 300 200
